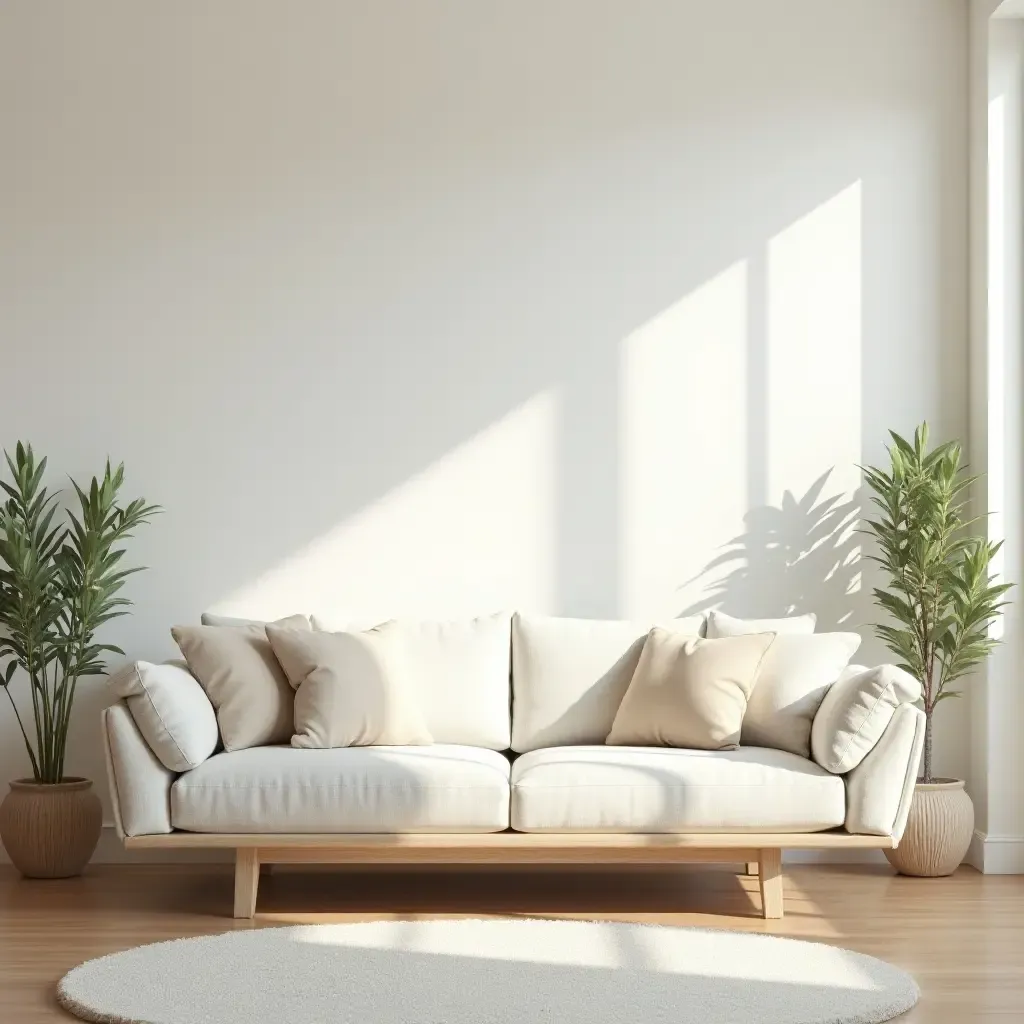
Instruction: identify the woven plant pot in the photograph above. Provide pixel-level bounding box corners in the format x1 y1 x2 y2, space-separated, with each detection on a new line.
884 779 974 878
0 778 102 878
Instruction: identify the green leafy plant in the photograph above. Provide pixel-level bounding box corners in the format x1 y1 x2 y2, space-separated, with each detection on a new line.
861 423 1012 783
0 443 159 784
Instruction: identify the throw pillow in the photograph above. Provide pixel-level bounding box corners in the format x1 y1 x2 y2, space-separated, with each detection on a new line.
811 663 922 773
200 612 311 628
106 659 219 771
742 632 862 756
606 630 776 750
266 625 433 748
706 610 816 637
171 614 310 751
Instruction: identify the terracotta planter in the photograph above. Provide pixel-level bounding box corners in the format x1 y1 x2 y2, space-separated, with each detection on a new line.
884 779 974 878
0 778 102 878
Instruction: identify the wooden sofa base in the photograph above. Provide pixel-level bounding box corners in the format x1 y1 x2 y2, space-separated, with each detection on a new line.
123 831 894 921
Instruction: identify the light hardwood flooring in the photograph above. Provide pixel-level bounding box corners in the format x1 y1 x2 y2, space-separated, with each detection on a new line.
1 862 1021 1021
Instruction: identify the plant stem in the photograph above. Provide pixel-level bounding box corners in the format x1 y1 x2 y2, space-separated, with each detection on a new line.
922 711 933 784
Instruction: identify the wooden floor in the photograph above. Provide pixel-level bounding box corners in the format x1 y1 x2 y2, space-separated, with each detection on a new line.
1 862 1020 1021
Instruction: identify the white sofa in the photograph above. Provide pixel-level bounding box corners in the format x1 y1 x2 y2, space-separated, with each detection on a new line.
102 612 925 920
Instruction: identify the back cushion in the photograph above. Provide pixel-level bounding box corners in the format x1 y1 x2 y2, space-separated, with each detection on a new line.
364 613 512 750
510 614 704 752
706 610 816 637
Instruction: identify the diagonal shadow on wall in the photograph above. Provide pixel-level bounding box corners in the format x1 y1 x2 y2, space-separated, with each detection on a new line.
678 470 861 632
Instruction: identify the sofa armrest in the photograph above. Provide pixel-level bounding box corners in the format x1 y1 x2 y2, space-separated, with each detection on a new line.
107 660 219 772
844 703 925 840
102 702 176 837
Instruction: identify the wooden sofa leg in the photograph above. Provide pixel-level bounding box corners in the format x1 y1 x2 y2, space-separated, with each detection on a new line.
234 848 260 919
745 860 759 876
758 848 783 919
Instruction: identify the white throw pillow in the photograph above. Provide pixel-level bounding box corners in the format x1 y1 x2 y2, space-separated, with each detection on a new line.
107 660 219 772
607 631 775 750
267 625 433 748
510 613 704 752
366 614 512 749
812 663 922 774
200 612 311 628
742 632 862 757
707 610 816 637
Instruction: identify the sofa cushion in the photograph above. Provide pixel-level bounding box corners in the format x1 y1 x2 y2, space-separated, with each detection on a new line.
510 745 846 833
606 631 774 750
812 664 922 774
170 744 511 833
369 614 513 750
309 613 512 749
742 633 862 757
267 625 434 748
706 610 816 637
171 614 311 752
200 613 311 628
510 614 704 752
107 660 219 771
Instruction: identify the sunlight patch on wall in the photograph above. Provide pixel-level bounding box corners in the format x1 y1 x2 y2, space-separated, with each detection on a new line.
209 393 558 622
620 261 748 618
767 181 862 505
765 182 863 623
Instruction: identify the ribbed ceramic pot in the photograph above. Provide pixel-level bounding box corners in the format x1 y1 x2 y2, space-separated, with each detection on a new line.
0 778 102 878
884 780 974 877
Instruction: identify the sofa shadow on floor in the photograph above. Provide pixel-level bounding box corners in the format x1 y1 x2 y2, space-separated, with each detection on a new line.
679 470 861 631
251 865 764 920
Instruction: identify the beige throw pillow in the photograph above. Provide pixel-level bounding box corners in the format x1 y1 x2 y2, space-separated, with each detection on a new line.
606 630 776 750
171 614 310 752
266 626 433 748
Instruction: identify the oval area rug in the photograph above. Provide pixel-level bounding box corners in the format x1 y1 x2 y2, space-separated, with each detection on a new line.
58 917 918 1024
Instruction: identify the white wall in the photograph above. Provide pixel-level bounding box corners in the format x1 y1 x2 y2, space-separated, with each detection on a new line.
0 1 969 842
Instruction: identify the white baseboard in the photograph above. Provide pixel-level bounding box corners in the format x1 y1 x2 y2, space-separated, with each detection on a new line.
966 830 1024 873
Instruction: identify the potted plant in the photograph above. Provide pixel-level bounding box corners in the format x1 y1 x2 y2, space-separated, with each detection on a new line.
862 424 1011 876
0 443 158 877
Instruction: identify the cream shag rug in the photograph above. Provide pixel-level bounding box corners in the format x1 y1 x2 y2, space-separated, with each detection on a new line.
58 918 918 1024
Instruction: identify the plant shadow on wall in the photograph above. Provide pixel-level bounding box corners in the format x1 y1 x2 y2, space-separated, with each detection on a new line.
679 470 861 631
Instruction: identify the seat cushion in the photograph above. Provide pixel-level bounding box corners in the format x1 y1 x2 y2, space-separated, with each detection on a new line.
510 745 846 833
510 614 704 752
171 745 511 833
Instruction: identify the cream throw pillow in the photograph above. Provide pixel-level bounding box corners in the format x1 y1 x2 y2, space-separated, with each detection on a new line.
171 614 310 752
742 632 862 756
266 626 433 748
606 630 776 750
